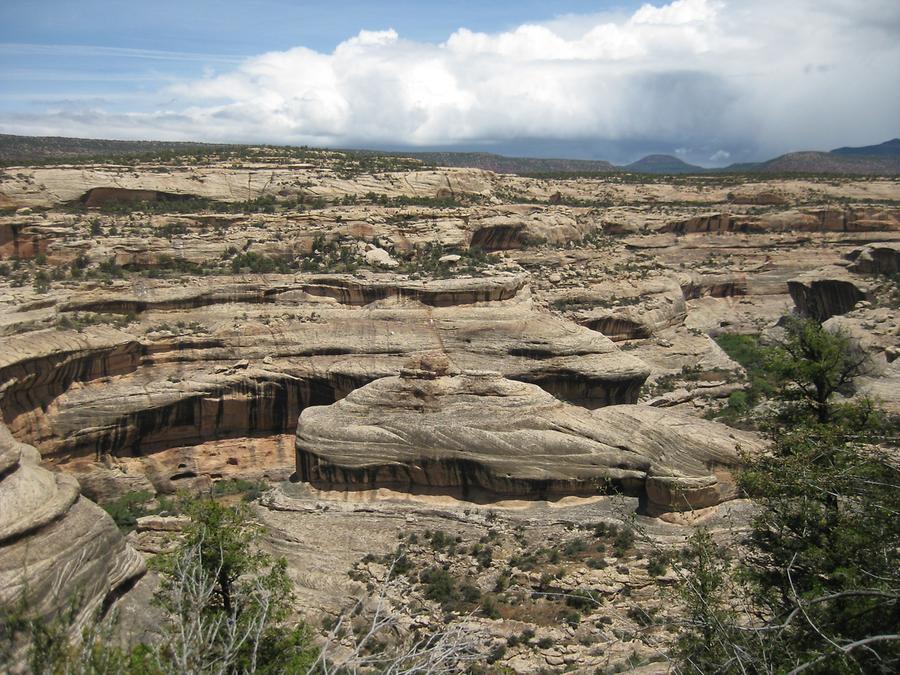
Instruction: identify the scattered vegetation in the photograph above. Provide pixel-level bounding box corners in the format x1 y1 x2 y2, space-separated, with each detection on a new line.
672 321 899 674
3 500 318 673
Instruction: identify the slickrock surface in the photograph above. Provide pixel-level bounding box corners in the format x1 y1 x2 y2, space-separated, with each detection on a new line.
0 159 897 499
295 363 761 513
0 275 648 499
0 422 145 632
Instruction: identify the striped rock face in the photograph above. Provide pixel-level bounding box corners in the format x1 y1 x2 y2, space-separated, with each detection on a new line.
295 368 762 514
0 423 145 653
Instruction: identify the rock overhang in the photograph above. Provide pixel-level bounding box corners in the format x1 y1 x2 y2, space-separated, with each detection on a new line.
293 368 762 514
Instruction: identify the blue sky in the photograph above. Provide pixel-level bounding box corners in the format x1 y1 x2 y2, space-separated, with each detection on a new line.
1 1 898 165
2 1 636 54
0 1 637 111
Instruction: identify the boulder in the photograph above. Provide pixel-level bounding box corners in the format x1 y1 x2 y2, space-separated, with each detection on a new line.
363 247 399 268
845 242 900 275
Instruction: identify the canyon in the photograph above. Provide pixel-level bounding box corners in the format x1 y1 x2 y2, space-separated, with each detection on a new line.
0 148 897 672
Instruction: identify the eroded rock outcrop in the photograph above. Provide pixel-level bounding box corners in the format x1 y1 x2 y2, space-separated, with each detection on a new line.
788 266 871 321
0 220 50 259
845 242 900 275
0 275 649 493
294 363 760 513
659 207 900 236
0 423 145 639
574 278 687 342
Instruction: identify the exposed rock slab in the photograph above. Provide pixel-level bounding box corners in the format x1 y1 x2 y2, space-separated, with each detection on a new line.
567 277 688 341
0 422 145 635
294 368 761 513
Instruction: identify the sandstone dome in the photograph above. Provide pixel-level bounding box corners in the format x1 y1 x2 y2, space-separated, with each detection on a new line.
294 362 762 513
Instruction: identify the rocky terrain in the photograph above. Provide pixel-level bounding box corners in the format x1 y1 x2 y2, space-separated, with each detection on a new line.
0 422 145 649
295 356 759 513
0 147 898 672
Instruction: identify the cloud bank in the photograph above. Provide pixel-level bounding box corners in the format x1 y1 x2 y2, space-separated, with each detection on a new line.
3 0 899 165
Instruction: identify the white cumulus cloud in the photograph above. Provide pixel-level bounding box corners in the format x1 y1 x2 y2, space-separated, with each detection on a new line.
2 0 898 164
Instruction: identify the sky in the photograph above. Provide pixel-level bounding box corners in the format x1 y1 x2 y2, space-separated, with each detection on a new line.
1 0 898 166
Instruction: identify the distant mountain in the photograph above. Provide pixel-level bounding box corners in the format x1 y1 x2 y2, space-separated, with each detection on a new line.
831 138 900 157
728 149 900 176
3 133 900 176
623 154 704 174
408 151 617 175
724 139 900 175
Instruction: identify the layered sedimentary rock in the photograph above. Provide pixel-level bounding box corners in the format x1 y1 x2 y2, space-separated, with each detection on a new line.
0 165 496 208
824 307 900 413
0 220 51 259
788 266 871 320
566 278 688 342
660 207 900 236
294 361 760 513
0 275 649 496
0 422 145 635
845 242 900 275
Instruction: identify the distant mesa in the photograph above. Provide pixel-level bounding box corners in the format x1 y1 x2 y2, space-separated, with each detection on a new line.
729 138 900 176
3 133 900 176
403 151 617 175
623 154 704 174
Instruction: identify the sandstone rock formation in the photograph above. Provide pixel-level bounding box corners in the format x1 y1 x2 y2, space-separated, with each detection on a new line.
0 274 649 497
566 277 688 341
845 242 900 275
0 165 496 209
788 266 871 321
294 364 761 513
824 307 900 413
0 422 145 635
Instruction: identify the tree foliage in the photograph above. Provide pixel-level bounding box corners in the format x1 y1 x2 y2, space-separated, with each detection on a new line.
673 319 899 674
766 318 868 423
2 500 317 674
150 500 317 674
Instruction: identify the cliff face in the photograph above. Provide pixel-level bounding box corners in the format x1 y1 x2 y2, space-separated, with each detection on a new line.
788 266 871 321
660 207 900 235
294 366 761 514
0 275 649 496
0 423 145 637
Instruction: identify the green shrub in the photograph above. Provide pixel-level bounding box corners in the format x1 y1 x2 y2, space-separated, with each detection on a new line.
563 538 587 556
481 594 501 619
460 584 482 604
565 589 597 613
559 609 581 627
419 567 456 605
613 527 635 556
32 270 50 294
646 551 670 577
429 530 452 550
102 490 155 532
